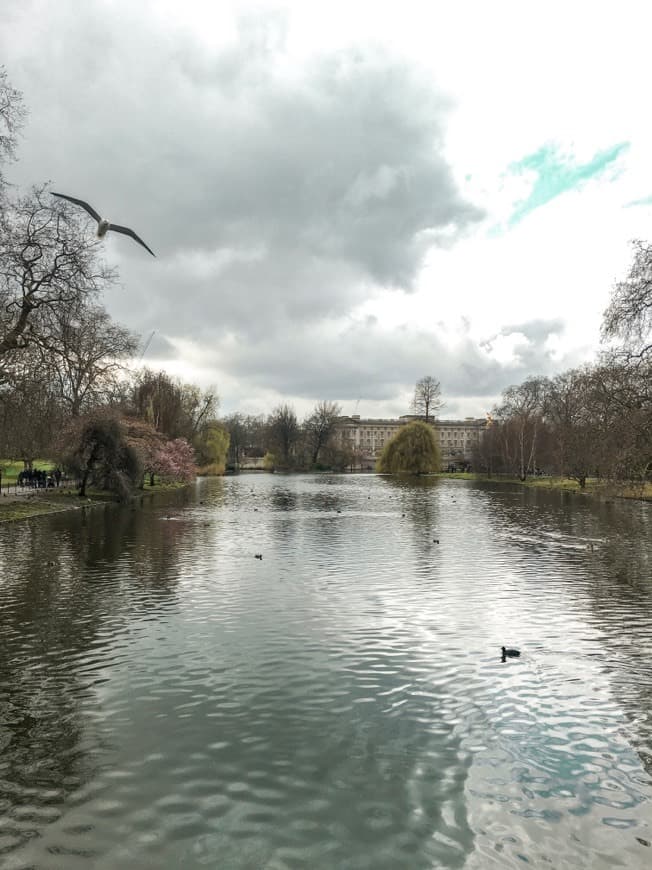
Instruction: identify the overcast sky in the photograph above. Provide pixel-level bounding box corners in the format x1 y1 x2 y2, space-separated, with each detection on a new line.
3 0 652 419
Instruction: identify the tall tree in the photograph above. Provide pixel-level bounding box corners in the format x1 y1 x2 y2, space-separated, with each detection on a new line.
494 377 546 480
545 369 599 487
222 413 246 467
303 400 341 466
588 361 651 484
0 349 62 464
41 302 138 416
602 240 652 361
599 241 652 483
131 369 218 440
412 376 443 423
222 413 267 467
0 66 26 188
267 404 299 467
0 185 114 359
180 382 219 439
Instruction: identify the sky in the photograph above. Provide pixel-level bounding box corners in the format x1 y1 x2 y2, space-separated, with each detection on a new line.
2 0 652 420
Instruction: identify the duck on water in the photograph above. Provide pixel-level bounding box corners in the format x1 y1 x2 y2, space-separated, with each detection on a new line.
501 646 521 661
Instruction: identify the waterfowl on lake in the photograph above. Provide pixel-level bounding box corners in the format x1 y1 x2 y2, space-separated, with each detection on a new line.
501 646 520 659
254 553 263 560
51 192 155 256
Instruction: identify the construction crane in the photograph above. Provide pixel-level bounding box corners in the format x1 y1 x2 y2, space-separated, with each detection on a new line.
139 330 156 363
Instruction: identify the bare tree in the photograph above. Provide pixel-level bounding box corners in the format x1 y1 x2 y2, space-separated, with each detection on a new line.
0 349 62 464
303 400 341 466
223 413 247 467
267 404 299 467
40 302 139 416
588 360 651 484
131 369 218 440
412 376 443 423
545 369 601 487
494 377 546 480
602 240 652 361
180 382 219 439
222 413 267 467
0 185 114 359
0 66 26 184
599 242 652 483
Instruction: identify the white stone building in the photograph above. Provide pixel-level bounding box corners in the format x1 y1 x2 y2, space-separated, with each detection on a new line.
334 415 487 470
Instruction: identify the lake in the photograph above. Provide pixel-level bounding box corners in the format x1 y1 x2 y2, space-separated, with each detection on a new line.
0 474 651 868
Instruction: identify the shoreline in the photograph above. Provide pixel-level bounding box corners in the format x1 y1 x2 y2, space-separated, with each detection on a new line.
1 473 649 525
0 483 187 524
434 472 652 502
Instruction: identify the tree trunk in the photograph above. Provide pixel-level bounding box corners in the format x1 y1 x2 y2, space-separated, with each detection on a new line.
79 445 99 497
79 468 90 497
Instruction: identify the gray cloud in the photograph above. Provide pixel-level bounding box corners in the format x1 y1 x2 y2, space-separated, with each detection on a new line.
498 318 565 342
3 3 482 309
8 3 580 419
189 317 580 412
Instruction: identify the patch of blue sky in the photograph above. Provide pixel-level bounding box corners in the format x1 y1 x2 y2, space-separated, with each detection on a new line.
507 142 629 226
624 193 652 208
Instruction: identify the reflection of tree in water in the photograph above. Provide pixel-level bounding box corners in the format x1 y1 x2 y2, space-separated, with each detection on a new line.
60 497 190 597
478 483 652 778
580 507 652 777
0 523 106 854
379 476 442 567
270 486 299 512
0 495 188 857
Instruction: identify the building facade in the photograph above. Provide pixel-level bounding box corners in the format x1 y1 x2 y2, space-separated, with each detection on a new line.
334 415 487 470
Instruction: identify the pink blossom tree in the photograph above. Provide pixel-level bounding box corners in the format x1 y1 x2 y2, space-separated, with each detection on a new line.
153 438 196 483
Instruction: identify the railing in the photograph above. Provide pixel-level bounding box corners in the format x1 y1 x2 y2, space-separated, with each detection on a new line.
0 475 73 496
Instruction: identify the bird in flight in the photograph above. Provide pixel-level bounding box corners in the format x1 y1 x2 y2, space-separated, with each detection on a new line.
51 192 155 256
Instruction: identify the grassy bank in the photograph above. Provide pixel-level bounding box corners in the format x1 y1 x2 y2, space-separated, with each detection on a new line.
436 472 652 501
0 489 111 522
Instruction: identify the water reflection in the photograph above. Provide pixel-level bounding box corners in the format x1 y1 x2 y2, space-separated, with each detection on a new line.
0 475 650 868
0 500 187 860
471 482 652 785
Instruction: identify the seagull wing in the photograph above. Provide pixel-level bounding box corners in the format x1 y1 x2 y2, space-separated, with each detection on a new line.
108 224 156 257
51 192 102 223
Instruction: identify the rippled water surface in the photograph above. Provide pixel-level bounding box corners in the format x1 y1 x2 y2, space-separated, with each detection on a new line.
1 474 651 868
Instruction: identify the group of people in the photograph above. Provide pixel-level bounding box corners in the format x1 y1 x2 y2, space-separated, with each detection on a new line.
17 467 63 489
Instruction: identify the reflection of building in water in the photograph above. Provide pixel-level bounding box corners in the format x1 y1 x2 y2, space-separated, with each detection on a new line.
334 415 487 470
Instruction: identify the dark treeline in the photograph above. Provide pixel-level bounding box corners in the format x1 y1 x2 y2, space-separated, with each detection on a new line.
222 400 349 472
474 242 651 488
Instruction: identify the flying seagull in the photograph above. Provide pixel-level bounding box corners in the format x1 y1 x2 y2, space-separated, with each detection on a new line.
51 192 155 256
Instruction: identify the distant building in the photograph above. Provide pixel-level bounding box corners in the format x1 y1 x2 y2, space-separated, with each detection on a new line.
334 414 487 470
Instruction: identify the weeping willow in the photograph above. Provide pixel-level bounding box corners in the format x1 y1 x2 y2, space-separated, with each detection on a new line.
376 421 441 474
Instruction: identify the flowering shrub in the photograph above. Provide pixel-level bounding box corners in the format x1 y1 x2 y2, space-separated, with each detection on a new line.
153 438 196 483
